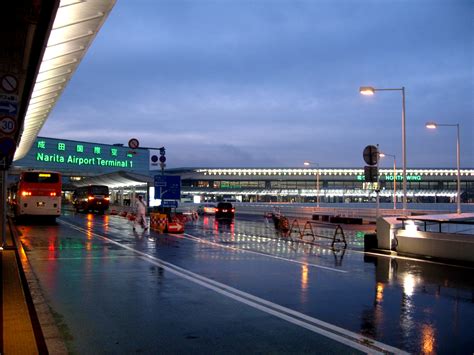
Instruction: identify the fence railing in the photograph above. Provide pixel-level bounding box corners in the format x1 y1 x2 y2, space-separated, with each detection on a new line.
288 219 347 247
398 217 474 235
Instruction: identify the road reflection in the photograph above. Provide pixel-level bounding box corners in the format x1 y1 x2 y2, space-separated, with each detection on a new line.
421 323 436 354
300 264 309 305
362 254 474 353
16 212 473 354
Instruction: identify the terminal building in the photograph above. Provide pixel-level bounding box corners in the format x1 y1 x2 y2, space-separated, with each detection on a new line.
175 168 474 204
11 136 474 205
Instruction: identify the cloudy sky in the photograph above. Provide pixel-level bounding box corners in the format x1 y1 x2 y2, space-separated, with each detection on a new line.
41 0 473 169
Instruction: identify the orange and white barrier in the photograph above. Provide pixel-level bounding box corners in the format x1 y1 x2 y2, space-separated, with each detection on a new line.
150 213 168 232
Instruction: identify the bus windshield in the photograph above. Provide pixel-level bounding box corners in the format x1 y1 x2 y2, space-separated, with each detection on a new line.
90 186 109 195
23 172 60 183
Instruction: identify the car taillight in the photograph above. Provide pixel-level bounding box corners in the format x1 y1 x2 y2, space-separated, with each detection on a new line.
215 208 218 212
88 196 94 200
50 192 56 197
21 191 32 196
105 197 110 201
231 208 235 212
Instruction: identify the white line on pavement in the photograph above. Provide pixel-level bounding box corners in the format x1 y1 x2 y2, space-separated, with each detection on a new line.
36 256 136 260
59 220 407 355
182 232 347 273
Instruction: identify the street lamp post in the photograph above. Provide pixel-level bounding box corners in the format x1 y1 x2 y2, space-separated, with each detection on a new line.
359 86 407 212
379 152 397 210
376 145 380 218
304 161 320 208
426 122 461 214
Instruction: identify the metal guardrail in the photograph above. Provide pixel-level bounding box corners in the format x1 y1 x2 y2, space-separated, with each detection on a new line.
267 210 347 247
397 216 474 235
288 219 347 247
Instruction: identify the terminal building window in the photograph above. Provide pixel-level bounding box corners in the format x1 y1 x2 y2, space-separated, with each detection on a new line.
221 181 241 189
327 181 345 188
296 181 311 189
240 181 262 188
197 181 210 188
446 182 457 189
286 182 297 189
419 182 432 189
271 181 285 188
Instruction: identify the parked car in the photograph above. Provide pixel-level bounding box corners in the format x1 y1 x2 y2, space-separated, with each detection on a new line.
215 202 235 219
197 203 217 215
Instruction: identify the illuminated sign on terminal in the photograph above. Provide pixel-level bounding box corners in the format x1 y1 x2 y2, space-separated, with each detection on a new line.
356 174 422 181
36 153 133 168
34 140 134 168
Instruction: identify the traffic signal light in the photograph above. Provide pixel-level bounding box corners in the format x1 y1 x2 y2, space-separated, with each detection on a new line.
364 166 378 182
159 146 166 171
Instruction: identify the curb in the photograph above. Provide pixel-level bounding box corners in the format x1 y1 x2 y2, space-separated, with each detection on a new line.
10 218 69 354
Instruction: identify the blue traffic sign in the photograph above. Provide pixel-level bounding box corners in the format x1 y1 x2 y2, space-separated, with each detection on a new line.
161 200 178 208
0 137 16 158
0 101 17 115
154 175 181 200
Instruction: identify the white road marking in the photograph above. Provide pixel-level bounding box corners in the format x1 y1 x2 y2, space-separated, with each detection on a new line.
182 232 347 273
36 256 136 260
59 220 407 354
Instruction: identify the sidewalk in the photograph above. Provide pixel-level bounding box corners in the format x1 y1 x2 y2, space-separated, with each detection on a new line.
1 218 67 354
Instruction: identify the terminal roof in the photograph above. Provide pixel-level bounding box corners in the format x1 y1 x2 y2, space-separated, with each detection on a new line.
13 0 116 161
72 171 153 189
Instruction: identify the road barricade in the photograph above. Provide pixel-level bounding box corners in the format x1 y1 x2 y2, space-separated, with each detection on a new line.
172 213 188 224
167 222 184 233
150 213 167 232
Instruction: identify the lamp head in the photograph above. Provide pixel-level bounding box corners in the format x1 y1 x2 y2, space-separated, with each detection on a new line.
303 161 311 166
426 122 437 129
379 152 386 158
359 86 375 96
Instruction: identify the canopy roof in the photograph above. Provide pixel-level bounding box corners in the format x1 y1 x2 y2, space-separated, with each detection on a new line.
72 171 153 189
14 0 116 161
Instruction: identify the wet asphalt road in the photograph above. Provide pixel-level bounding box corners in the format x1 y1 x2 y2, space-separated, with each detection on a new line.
16 211 474 354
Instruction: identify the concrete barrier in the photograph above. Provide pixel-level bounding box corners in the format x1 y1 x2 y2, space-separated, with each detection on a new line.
396 229 474 263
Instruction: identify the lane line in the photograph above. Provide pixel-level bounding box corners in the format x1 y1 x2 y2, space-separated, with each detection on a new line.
59 220 406 354
182 232 347 273
35 256 136 261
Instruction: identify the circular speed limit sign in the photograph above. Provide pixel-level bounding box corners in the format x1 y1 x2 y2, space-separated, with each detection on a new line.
0 116 16 135
128 138 139 149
